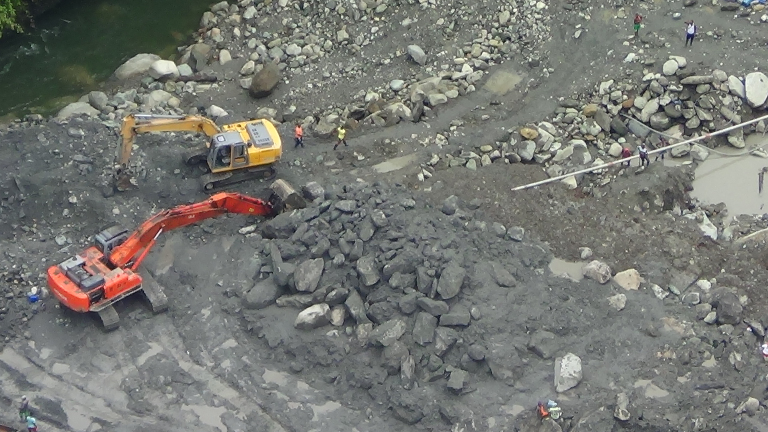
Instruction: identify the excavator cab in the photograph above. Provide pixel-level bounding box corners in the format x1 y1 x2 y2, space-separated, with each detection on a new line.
208 132 250 172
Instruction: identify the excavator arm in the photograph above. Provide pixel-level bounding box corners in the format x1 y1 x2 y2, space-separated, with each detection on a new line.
118 113 222 168
108 192 275 268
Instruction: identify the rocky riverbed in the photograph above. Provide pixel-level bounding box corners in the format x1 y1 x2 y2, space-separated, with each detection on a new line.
3 0 768 431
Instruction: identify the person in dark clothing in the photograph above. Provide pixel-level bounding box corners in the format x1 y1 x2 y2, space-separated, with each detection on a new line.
655 137 668 161
638 144 650 166
685 21 697 47
294 123 304 148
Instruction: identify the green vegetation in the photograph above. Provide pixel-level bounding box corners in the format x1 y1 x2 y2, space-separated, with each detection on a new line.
0 0 26 36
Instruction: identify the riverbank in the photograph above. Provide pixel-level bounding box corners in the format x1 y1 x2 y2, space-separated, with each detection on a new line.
2 0 768 431
0 0 215 118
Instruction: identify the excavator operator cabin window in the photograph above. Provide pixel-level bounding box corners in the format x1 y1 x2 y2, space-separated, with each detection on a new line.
216 146 231 167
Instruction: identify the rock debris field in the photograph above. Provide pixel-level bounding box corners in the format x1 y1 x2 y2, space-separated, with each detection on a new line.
4 0 768 431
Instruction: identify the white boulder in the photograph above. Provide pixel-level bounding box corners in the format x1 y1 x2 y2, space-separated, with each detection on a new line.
555 353 583 392
114 53 161 80
148 60 180 80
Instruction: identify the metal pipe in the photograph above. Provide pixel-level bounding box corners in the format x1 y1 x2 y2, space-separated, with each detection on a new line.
511 113 768 192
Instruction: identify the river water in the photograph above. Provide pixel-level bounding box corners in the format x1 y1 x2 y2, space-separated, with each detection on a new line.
0 0 214 119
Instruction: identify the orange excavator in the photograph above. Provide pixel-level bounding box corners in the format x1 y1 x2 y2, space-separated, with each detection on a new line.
47 190 299 330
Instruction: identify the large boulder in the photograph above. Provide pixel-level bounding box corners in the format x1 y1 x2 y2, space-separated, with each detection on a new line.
249 63 281 98
87 91 109 112
436 264 466 300
728 75 746 99
294 303 331 329
711 289 743 325
294 258 324 293
148 60 180 80
56 102 100 120
555 353 583 392
745 72 768 107
114 53 161 80
243 277 282 309
189 43 212 71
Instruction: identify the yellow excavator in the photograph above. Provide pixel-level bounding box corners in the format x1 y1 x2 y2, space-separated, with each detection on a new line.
115 113 282 191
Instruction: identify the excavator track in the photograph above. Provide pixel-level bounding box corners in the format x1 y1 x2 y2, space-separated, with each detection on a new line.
200 165 277 192
97 305 120 332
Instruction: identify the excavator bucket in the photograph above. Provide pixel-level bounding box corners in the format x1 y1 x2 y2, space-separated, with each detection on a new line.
115 169 137 192
269 179 307 213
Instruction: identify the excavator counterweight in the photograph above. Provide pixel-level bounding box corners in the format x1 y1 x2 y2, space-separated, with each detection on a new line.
47 188 304 330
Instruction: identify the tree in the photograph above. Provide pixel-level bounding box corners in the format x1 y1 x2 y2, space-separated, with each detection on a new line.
0 0 26 36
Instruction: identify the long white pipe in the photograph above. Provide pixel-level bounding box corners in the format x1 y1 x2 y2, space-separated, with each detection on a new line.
510 113 768 192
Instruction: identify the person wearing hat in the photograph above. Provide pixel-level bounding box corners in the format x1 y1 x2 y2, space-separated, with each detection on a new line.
19 395 30 422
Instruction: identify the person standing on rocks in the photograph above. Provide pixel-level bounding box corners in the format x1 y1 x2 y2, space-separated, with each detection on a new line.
19 395 30 422
334 126 348 150
639 144 650 167
621 147 632 167
294 123 304 148
26 415 37 432
685 20 697 47
633 14 643 37
655 137 668 161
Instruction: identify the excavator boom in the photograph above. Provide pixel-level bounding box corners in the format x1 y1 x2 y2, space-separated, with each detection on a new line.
118 114 222 168
108 192 274 267
46 192 277 318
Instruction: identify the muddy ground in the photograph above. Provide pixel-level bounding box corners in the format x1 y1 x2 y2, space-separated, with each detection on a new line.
2 0 768 431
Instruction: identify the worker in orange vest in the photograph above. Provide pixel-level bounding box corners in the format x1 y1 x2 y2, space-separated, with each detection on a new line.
294 123 304 148
537 401 549 419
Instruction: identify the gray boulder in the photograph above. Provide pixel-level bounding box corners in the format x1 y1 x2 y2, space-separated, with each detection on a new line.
416 297 449 316
439 304 471 326
711 289 743 325
88 91 109 112
56 102 100 120
436 264 466 300
344 289 370 324
745 72 768 107
114 53 161 80
527 330 560 359
407 45 427 65
243 277 282 309
294 258 324 292
583 260 611 284
412 312 437 346
356 255 380 286
249 62 281 98
294 303 331 329
189 43 212 71
368 318 407 347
